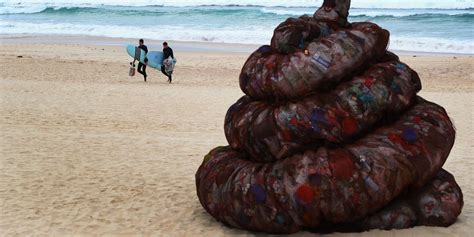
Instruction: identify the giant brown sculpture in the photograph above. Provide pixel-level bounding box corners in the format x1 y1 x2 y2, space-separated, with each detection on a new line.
195 0 463 233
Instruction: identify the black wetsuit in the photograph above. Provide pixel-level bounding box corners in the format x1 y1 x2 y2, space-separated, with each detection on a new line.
161 47 174 83
137 45 148 81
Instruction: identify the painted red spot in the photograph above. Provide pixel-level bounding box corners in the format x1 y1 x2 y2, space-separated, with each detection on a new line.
363 76 376 88
290 117 299 126
342 117 358 136
414 116 422 124
265 61 274 70
388 133 401 143
296 185 314 204
389 133 417 152
328 150 354 180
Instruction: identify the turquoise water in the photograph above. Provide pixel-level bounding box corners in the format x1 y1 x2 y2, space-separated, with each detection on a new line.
1 3 473 53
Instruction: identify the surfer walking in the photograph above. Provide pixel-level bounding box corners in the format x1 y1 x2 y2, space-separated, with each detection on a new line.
137 39 148 82
161 42 174 83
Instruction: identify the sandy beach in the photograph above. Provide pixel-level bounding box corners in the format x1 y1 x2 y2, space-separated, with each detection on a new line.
0 35 473 236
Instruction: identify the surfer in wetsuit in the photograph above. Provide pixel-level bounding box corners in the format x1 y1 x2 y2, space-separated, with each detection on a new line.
137 39 148 82
161 42 174 83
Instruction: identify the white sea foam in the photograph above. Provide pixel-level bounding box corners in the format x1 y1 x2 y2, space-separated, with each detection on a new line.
260 7 474 17
2 20 473 54
389 37 474 54
0 6 48 14
260 8 312 16
2 0 474 9
0 20 272 44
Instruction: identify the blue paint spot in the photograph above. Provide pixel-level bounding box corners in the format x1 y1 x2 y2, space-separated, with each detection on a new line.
311 109 327 123
311 108 328 132
391 82 402 94
402 128 417 143
257 45 272 54
359 94 374 105
396 63 407 70
250 184 267 204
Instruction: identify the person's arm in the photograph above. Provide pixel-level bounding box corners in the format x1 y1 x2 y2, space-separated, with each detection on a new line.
142 46 148 63
139 45 148 54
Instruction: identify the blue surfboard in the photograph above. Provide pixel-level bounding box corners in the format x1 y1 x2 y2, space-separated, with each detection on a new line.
147 51 165 69
126 45 176 70
126 45 147 64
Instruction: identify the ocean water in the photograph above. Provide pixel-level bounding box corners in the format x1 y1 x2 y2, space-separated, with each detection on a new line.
1 0 473 54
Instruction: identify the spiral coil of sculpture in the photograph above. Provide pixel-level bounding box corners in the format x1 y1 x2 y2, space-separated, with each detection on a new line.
196 0 463 233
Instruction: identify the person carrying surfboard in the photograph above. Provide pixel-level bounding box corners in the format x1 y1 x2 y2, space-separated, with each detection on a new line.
161 42 174 83
137 39 148 82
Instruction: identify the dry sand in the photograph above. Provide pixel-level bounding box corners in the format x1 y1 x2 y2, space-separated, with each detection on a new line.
0 38 473 236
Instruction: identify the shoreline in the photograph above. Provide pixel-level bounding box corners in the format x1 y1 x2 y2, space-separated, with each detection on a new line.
0 34 259 54
1 33 473 56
